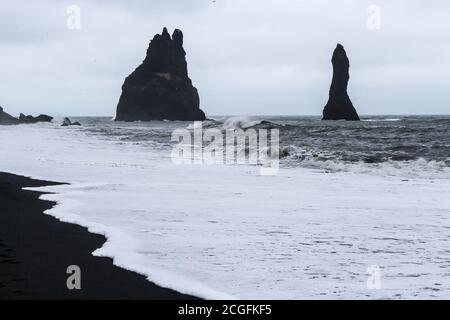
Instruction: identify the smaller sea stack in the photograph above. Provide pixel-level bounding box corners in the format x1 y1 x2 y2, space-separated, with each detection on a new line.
322 44 360 121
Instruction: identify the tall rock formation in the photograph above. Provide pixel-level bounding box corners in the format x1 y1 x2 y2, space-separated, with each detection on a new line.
322 44 360 121
115 28 206 121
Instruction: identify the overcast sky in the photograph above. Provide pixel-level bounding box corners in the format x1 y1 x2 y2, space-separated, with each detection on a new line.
1 0 449 117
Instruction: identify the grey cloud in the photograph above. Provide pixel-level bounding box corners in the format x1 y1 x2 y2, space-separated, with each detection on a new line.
0 0 449 116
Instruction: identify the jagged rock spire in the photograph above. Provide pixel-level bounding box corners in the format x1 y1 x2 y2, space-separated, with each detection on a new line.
322 44 360 121
115 28 205 121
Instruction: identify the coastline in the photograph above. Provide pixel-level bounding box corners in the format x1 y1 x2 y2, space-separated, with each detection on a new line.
0 172 197 300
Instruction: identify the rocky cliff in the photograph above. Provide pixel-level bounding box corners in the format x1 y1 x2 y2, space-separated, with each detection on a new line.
322 44 360 121
115 28 206 121
0 107 52 125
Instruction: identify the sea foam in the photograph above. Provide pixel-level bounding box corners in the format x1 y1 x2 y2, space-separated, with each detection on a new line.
1 121 450 299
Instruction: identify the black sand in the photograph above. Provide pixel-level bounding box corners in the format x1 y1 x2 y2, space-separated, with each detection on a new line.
0 172 197 300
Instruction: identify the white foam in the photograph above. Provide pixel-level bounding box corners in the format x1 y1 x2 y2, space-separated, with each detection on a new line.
222 116 264 130
296 157 449 179
2 122 450 299
28 184 234 299
361 118 403 122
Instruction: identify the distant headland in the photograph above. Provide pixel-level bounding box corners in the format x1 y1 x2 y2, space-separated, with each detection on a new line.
322 44 360 121
0 106 53 125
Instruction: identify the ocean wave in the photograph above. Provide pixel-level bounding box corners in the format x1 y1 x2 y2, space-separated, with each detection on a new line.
185 118 222 130
280 146 450 179
222 116 281 130
28 183 235 300
361 118 403 122
2 119 450 299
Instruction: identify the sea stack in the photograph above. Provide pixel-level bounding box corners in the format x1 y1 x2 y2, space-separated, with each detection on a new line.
115 28 206 122
322 44 360 121
61 117 81 126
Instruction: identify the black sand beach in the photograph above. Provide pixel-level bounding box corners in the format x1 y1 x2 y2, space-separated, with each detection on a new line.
0 172 197 300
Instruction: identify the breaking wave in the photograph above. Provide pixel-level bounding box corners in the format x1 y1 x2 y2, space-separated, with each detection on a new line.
221 116 281 130
280 145 450 179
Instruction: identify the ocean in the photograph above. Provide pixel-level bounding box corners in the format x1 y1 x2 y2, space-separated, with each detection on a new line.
1 115 449 299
